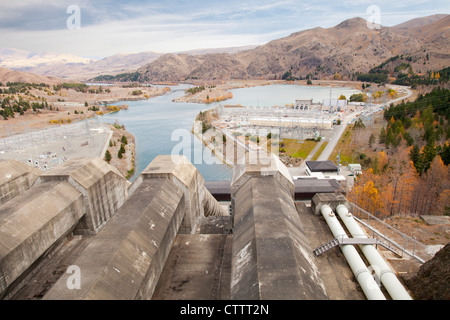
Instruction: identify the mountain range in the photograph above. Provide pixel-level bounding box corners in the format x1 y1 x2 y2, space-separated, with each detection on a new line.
0 46 258 81
0 14 448 83
134 14 449 82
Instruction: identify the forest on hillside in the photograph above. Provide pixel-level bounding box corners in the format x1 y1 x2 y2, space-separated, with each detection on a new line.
348 88 449 218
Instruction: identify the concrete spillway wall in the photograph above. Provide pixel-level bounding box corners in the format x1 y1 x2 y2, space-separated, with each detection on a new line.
0 180 84 297
230 155 328 300
0 158 130 298
38 158 131 234
43 155 226 299
43 178 186 300
0 160 41 205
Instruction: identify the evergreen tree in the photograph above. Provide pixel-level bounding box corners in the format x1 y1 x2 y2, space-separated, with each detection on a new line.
386 128 395 148
410 145 421 173
379 127 386 144
439 144 450 166
104 150 112 163
421 141 438 175
369 133 375 148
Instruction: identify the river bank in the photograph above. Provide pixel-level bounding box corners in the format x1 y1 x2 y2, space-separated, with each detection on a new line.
0 83 169 179
0 83 170 138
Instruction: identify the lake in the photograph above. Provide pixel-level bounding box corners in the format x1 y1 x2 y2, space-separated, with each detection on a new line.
225 83 360 107
101 83 360 181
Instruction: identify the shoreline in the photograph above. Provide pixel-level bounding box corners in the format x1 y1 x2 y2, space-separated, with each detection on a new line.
0 83 170 138
0 83 168 179
174 79 365 104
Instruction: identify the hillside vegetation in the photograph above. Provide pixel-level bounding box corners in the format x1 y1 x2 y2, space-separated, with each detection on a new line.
347 88 449 218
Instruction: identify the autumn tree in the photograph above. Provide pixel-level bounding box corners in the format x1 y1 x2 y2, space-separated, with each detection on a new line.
349 146 420 217
412 156 449 216
347 168 384 216
382 145 419 216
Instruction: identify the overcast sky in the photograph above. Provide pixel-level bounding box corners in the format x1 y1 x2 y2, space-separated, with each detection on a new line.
0 0 448 59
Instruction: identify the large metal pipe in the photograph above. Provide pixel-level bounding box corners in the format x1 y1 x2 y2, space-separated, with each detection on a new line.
335 204 412 300
320 205 386 300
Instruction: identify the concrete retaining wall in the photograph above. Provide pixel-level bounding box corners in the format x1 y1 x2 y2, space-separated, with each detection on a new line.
311 193 348 216
0 158 132 298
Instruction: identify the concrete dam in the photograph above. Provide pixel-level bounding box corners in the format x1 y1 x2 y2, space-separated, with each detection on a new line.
0 154 414 300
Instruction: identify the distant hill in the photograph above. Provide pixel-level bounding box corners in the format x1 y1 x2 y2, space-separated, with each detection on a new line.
0 50 165 81
0 48 93 70
0 45 259 81
133 14 449 82
391 14 448 31
176 45 258 55
0 67 66 85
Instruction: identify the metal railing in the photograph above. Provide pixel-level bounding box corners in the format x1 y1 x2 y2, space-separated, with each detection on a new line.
348 202 433 263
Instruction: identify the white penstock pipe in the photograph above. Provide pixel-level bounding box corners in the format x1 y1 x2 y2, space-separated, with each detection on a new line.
335 204 412 300
320 205 386 300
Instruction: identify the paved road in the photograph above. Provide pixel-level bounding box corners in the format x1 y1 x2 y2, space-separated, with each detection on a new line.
316 85 413 162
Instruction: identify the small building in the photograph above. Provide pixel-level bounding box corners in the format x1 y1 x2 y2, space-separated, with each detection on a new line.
293 178 342 200
322 99 348 112
348 163 362 175
294 99 313 111
306 161 339 175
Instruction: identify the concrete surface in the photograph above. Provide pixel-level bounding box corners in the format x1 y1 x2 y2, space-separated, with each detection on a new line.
230 174 328 300
152 234 232 300
39 157 131 234
420 215 450 225
0 159 41 205
140 155 226 234
0 180 84 298
43 178 185 300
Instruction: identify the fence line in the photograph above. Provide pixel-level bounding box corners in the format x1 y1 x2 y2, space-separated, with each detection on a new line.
0 119 107 153
348 202 433 263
